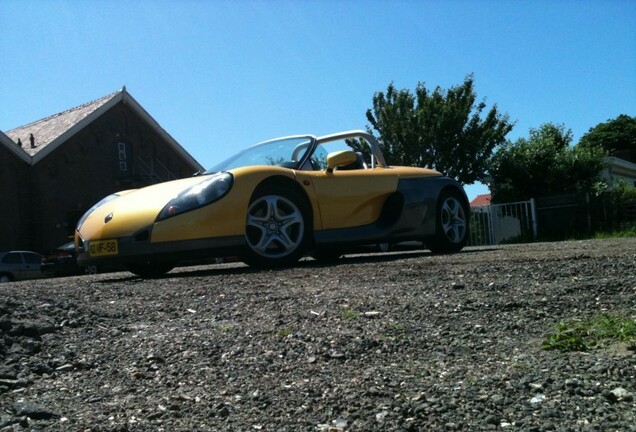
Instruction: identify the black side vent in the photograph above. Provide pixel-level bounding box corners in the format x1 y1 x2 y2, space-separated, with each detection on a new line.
378 192 404 227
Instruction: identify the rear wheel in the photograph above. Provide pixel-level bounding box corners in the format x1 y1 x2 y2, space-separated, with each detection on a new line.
243 185 309 268
425 190 469 254
125 261 175 278
0 274 12 283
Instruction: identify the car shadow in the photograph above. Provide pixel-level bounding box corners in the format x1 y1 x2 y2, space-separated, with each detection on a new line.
304 246 500 268
97 246 501 282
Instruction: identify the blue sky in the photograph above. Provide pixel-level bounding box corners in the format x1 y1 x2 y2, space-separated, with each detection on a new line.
1 0 634 200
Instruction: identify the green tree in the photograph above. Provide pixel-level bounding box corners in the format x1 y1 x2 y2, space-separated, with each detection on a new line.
490 123 606 202
578 114 636 162
358 75 514 184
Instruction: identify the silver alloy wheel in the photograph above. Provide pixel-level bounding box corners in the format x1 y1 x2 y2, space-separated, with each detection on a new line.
84 264 98 275
246 195 304 259
0 275 10 283
440 196 467 243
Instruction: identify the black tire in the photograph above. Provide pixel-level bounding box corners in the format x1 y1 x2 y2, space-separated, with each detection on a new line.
425 189 469 254
125 261 175 278
242 184 309 268
0 273 12 283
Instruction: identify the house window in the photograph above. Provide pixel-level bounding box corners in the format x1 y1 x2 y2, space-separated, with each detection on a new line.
115 141 132 177
118 142 128 171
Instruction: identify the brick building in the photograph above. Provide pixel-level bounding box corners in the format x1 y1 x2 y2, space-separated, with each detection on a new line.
0 88 204 252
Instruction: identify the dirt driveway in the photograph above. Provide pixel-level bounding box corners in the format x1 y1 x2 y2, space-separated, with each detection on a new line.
1 238 635 431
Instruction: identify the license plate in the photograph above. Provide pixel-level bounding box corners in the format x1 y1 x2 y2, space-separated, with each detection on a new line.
89 240 118 256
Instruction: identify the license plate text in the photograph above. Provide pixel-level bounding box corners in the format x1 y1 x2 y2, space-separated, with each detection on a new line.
89 240 118 256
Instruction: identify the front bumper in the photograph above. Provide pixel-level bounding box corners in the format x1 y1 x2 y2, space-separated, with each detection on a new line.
76 232 245 266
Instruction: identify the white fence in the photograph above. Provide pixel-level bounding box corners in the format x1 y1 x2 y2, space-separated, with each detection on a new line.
469 199 537 246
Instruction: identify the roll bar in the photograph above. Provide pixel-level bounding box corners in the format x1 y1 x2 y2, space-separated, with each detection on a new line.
316 130 388 168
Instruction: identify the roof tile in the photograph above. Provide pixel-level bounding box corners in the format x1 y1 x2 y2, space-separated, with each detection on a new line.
5 91 119 156
470 194 492 207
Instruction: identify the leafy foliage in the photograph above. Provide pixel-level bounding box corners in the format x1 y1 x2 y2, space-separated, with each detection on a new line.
490 123 606 202
594 225 636 239
592 179 636 234
542 313 636 351
359 75 513 184
609 179 636 200
579 114 636 162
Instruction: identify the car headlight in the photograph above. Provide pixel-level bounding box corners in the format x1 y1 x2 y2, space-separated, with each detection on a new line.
76 193 121 231
157 172 233 221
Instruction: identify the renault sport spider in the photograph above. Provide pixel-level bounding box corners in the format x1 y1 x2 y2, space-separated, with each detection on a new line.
75 130 469 277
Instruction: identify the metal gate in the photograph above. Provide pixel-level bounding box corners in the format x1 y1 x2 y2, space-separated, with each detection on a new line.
469 199 537 246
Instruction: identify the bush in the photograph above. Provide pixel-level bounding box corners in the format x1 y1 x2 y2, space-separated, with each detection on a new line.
591 180 636 234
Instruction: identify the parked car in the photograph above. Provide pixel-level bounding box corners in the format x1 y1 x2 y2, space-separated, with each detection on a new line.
41 242 103 277
0 251 45 282
75 130 469 277
42 242 78 276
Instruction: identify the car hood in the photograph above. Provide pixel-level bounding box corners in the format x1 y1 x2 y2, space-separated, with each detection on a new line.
78 176 213 240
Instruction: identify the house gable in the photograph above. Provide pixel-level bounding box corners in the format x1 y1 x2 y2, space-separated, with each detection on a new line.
5 91 117 161
5 87 204 171
1 88 205 252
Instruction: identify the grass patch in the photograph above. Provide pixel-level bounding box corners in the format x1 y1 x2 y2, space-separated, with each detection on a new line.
594 225 636 239
340 308 360 320
542 313 636 351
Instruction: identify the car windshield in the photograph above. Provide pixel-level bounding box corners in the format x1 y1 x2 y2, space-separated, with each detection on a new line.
207 136 315 172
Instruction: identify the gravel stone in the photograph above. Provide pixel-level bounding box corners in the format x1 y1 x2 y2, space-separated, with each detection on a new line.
0 238 635 431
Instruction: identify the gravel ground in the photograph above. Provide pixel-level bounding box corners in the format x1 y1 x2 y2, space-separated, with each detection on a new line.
1 238 635 431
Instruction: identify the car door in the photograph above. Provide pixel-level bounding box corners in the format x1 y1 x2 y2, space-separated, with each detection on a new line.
308 168 399 230
1 252 26 281
21 252 43 279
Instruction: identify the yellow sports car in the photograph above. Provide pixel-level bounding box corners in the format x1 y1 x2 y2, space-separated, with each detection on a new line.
75 130 469 277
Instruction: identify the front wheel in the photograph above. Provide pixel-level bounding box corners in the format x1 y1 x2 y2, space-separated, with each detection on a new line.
243 185 309 268
425 190 469 254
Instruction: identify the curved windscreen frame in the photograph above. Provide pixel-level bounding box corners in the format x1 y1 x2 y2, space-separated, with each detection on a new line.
205 130 388 173
206 135 317 173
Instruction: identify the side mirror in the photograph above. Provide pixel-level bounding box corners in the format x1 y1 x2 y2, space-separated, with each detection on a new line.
326 150 358 173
